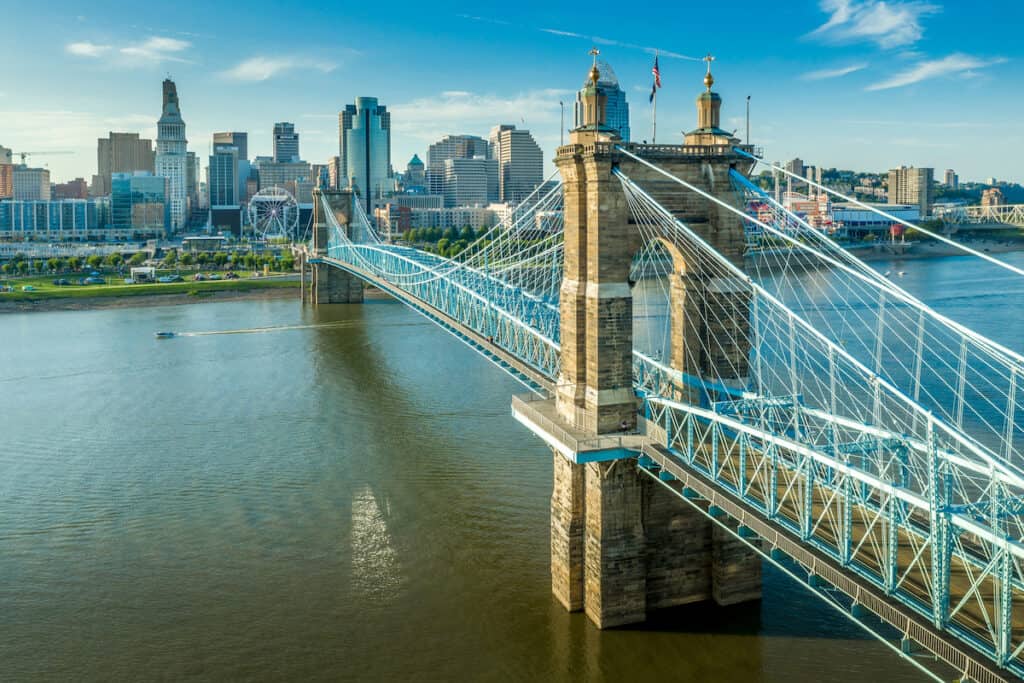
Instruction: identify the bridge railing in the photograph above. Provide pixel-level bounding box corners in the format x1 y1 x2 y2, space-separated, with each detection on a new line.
646 393 1024 672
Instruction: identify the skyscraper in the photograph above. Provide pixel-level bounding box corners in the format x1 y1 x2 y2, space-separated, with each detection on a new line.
209 145 239 207
425 134 489 196
213 132 248 161
273 123 299 163
443 157 497 207
12 166 50 200
95 132 155 196
888 166 934 217
213 132 250 202
573 61 630 141
339 97 392 212
154 78 189 231
944 168 959 189
488 125 543 203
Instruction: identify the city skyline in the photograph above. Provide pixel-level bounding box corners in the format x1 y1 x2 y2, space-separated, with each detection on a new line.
1 0 1021 184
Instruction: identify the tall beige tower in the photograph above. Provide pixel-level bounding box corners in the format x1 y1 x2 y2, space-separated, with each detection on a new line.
544 52 761 629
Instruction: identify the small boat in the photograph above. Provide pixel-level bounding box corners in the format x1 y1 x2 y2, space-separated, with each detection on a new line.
154 331 175 339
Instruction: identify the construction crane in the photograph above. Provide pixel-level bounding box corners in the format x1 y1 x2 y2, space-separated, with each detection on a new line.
13 151 75 165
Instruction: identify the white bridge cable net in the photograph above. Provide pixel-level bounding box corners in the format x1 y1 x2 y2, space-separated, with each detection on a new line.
322 180 565 345
725 169 1024 472
615 163 1024 557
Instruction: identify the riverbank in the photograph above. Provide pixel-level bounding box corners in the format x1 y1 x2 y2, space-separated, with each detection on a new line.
0 277 299 313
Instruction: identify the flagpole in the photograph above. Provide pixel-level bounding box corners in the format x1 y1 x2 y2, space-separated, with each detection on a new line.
652 50 658 144
652 89 657 144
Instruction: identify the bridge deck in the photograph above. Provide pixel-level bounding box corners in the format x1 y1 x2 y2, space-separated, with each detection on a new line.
641 436 1021 683
317 255 555 393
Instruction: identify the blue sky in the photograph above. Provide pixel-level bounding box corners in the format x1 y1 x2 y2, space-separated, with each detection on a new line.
1 0 1021 184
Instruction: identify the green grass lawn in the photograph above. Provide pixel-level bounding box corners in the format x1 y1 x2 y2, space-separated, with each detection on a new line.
0 270 298 301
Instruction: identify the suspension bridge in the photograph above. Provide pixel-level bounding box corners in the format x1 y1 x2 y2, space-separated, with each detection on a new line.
297 57 1024 682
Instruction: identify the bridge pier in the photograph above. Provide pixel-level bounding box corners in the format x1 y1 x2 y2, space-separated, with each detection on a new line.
311 262 363 304
551 449 761 628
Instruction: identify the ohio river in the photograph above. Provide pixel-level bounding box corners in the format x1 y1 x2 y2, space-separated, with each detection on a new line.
3 251 1024 681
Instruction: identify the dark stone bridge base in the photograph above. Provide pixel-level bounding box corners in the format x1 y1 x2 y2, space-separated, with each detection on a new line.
310 262 363 304
551 450 761 628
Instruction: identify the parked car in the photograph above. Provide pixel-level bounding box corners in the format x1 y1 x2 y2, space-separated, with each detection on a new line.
83 277 105 285
224 272 239 280
193 273 205 281
157 275 184 283
52 278 70 286
21 285 36 292
207 273 221 281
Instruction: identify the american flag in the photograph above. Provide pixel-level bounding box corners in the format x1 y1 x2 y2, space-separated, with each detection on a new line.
649 55 662 103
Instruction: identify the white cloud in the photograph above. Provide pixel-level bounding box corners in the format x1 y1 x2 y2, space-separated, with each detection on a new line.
801 63 868 80
119 36 191 62
220 56 337 82
538 28 700 61
66 41 111 58
866 53 1006 90
809 0 940 48
66 36 192 65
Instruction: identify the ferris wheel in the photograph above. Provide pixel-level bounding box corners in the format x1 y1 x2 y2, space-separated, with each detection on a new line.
248 186 299 240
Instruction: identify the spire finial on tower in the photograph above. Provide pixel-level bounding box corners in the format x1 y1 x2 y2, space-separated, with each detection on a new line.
588 47 601 85
703 53 715 91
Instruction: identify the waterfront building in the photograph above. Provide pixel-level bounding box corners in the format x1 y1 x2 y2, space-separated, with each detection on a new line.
94 132 154 196
833 202 919 238
982 188 1006 207
887 166 933 217
110 172 168 235
339 97 392 212
0 197 112 240
273 123 299 163
488 124 543 203
12 165 50 200
214 132 250 201
391 192 444 210
186 151 201 210
573 61 629 141
407 205 499 230
154 78 189 231
944 168 959 189
0 164 12 199
53 178 89 200
209 145 239 207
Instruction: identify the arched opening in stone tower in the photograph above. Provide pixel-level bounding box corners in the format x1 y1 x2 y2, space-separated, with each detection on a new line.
630 234 751 406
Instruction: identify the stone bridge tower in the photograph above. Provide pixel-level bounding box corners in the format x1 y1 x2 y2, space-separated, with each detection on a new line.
304 188 364 304
547 53 761 628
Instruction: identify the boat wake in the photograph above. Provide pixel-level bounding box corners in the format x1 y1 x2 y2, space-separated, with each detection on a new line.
174 321 359 337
